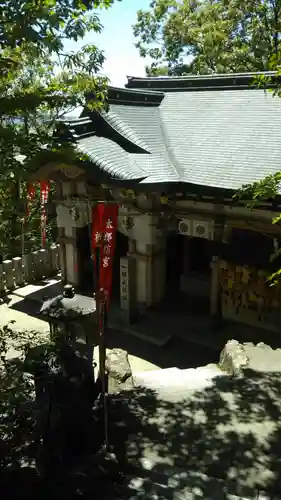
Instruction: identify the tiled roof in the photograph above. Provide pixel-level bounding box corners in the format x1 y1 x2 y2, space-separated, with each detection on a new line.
99 109 151 153
126 72 279 91
66 73 281 191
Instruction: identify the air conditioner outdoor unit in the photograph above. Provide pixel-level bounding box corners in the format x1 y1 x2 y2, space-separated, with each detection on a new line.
193 220 214 240
178 219 192 236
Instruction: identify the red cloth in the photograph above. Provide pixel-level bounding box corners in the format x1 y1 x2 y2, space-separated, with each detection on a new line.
92 203 105 249
40 181 49 248
99 204 118 305
91 203 105 286
91 203 118 308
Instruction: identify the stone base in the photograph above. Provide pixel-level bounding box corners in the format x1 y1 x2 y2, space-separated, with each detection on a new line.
105 348 134 394
219 339 281 376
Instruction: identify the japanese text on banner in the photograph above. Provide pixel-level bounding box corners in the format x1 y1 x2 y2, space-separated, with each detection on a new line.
91 203 118 307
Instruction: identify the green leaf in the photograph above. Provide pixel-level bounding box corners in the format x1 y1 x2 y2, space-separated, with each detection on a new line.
133 0 281 74
0 0 115 259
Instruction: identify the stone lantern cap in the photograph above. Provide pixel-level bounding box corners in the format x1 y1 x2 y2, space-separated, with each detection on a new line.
40 284 96 322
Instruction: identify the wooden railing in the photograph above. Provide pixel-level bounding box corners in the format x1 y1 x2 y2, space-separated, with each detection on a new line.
0 244 60 297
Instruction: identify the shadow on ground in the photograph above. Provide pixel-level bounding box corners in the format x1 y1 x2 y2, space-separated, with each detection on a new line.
8 278 62 317
108 369 281 499
5 291 218 370
106 330 218 370
2 357 281 498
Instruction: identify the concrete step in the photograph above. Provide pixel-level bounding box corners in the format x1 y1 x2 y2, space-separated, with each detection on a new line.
133 364 222 391
133 367 180 386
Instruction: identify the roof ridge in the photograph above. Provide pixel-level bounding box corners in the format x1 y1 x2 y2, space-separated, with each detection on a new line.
127 71 276 81
107 86 164 105
157 107 181 181
100 108 151 153
55 116 96 141
126 72 278 92
109 86 164 96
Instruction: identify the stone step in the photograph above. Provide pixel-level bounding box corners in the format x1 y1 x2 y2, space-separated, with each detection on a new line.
133 367 180 386
133 364 222 391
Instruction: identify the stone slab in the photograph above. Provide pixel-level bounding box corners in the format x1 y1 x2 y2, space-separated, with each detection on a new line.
220 340 281 375
12 277 63 304
133 365 222 394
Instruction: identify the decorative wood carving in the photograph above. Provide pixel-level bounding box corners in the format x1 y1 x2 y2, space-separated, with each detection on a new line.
58 164 84 179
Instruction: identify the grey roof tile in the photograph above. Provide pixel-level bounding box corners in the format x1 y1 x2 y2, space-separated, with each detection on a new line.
76 136 146 180
74 82 281 190
100 109 151 153
160 89 281 189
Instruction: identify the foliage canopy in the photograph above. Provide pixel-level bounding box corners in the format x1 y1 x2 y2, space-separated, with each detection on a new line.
0 0 118 258
133 0 281 75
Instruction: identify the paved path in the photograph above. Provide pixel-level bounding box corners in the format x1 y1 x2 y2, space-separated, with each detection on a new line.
0 293 159 373
0 279 218 372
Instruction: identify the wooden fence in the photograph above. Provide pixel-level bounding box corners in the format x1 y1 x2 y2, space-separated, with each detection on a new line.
0 244 60 297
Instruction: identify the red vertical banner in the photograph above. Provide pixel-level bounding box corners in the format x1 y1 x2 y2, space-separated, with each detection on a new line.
91 203 105 250
99 204 119 308
91 203 118 308
91 203 105 283
40 181 49 249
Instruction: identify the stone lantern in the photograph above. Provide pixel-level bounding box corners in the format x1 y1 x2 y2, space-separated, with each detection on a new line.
23 285 99 474
40 284 97 379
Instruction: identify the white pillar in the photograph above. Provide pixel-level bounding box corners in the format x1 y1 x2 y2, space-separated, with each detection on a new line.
210 217 225 319
56 181 91 288
132 214 166 309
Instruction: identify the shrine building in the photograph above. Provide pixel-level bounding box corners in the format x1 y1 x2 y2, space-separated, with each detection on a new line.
31 72 281 333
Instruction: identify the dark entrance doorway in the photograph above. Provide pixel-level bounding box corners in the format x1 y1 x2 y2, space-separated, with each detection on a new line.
189 237 212 275
166 233 184 292
165 232 212 314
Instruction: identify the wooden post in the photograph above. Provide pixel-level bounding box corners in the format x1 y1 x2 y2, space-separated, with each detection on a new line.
97 288 109 451
210 256 220 316
210 216 225 325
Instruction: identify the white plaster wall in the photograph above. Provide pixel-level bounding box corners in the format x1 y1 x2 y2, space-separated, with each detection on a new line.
57 204 74 230
56 202 91 229
118 211 161 246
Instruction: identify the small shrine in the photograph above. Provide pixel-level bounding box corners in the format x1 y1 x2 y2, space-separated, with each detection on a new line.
27 72 281 335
